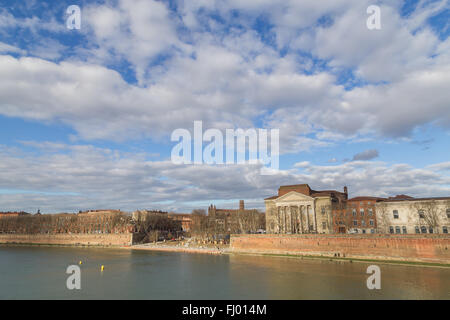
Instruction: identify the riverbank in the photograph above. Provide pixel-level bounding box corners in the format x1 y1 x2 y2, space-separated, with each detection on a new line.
130 242 450 268
2 233 450 266
231 234 450 265
131 242 230 255
0 233 133 246
2 240 450 268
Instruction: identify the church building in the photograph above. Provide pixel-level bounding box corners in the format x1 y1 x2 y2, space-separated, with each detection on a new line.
264 184 348 234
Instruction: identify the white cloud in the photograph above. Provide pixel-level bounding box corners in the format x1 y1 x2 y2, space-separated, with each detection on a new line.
83 0 184 84
0 42 26 55
1 0 449 147
0 142 449 212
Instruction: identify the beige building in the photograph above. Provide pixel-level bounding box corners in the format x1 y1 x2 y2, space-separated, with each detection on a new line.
375 196 450 234
265 184 347 234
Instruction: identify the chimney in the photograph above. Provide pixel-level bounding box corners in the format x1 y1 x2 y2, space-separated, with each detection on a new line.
344 186 348 194
239 200 245 211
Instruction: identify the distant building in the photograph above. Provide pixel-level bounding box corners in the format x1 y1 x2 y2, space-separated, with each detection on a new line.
132 210 168 221
168 213 193 232
0 211 30 219
78 209 123 216
208 200 261 233
208 200 249 217
265 184 348 234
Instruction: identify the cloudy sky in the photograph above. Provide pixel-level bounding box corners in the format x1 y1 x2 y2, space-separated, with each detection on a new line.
0 0 449 213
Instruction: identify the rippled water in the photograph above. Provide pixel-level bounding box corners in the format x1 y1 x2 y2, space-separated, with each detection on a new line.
0 246 448 299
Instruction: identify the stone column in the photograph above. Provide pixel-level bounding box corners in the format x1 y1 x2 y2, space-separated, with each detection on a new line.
297 206 303 233
287 206 291 233
291 206 295 233
306 205 310 233
312 202 317 233
277 206 281 234
292 206 296 233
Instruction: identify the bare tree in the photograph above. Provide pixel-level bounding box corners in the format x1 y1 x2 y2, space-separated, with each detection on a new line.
410 200 443 233
375 202 391 234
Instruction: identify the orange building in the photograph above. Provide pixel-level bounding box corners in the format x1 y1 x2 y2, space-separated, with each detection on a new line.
167 213 193 232
332 196 385 234
0 212 30 218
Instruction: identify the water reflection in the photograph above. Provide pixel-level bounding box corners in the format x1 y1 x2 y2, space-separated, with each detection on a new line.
228 255 450 299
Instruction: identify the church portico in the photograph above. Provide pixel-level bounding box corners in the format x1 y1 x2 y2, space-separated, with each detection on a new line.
274 202 317 234
265 184 348 234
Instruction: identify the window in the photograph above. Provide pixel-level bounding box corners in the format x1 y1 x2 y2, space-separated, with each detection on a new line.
418 210 425 219
389 226 394 234
322 222 326 229
360 209 364 216
369 219 374 226
415 226 420 234
395 226 401 234
368 208 373 216
361 220 366 227
393 210 399 219
370 229 375 234
352 209 356 216
367 201 372 205
353 220 358 226
362 229 366 234
446 209 450 219
402 226 407 234
321 207 325 214
421 226 427 234
443 226 448 234
429 227 433 234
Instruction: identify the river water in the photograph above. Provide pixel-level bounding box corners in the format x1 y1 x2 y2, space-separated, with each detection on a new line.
0 246 448 299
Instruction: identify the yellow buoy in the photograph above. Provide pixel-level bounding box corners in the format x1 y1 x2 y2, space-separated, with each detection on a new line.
101 265 104 271
79 261 82 265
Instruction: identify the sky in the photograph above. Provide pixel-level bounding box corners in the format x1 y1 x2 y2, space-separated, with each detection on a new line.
0 0 449 213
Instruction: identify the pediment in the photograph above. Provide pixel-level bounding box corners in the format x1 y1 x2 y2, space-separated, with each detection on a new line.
275 191 314 203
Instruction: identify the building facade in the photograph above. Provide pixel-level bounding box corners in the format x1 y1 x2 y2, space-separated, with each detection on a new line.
332 197 385 234
0 212 30 219
208 200 263 233
167 213 193 232
264 184 348 234
375 196 450 234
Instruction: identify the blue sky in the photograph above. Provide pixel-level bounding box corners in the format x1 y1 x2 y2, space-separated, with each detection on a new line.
0 0 449 213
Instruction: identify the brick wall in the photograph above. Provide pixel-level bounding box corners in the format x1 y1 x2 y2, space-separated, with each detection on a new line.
230 234 450 264
0 233 134 246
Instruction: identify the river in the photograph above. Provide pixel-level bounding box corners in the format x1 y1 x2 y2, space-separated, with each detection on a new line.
0 246 448 299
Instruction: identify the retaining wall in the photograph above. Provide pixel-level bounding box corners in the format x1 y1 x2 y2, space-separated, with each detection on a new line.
230 234 450 264
0 233 134 247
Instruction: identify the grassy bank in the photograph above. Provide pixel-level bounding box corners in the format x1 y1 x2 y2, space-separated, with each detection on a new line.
231 251 450 268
